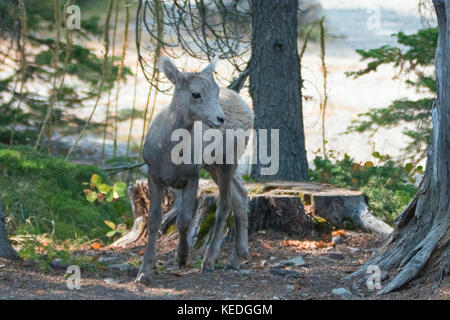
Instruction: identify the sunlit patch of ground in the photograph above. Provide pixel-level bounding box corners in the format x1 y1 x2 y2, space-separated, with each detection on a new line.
1 230 447 300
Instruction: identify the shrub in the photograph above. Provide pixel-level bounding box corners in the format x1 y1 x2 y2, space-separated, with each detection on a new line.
309 154 417 226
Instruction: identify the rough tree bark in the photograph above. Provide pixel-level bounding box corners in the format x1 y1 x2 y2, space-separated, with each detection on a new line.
249 0 308 182
346 0 450 294
0 194 17 259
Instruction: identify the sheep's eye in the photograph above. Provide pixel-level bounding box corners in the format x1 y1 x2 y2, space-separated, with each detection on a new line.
192 92 201 99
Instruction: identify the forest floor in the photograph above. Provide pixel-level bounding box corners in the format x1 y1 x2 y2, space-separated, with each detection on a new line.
0 230 448 300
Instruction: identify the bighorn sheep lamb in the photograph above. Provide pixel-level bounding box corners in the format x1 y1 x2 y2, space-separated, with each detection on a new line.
136 56 254 284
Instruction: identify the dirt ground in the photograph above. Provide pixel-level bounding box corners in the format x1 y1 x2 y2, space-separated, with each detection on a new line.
0 230 448 300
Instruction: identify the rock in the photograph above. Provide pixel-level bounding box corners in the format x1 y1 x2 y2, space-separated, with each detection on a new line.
286 285 295 290
332 288 353 300
272 296 280 300
108 263 133 271
269 256 276 261
240 269 251 275
50 259 70 269
260 260 268 268
269 267 300 278
289 256 307 266
98 256 121 263
279 260 291 266
280 256 307 267
328 251 344 260
332 235 344 245
104 278 118 284
347 247 360 254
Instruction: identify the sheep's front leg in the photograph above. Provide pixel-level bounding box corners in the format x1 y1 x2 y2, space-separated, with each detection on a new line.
201 165 233 272
136 177 163 285
176 177 198 267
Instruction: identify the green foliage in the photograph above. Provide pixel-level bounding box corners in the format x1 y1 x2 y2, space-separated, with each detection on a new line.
242 174 255 183
346 28 438 165
312 216 334 233
346 28 437 78
103 219 126 238
0 144 131 242
199 168 211 179
309 154 417 226
192 258 224 270
17 238 104 272
83 173 127 204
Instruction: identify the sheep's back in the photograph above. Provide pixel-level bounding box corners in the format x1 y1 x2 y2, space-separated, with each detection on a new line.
219 88 254 132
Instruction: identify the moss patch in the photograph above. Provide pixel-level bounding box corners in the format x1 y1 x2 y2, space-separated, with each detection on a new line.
0 144 131 243
312 216 334 234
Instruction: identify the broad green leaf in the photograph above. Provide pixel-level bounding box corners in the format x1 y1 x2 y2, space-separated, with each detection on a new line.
405 163 413 174
364 161 374 168
98 184 112 194
86 190 97 203
104 220 116 230
106 230 117 238
113 182 127 197
372 152 381 159
106 190 114 202
90 174 102 187
116 223 127 232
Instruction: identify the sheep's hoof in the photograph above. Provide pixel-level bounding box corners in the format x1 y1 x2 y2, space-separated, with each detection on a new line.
135 267 152 285
200 260 214 273
226 253 241 270
177 254 189 268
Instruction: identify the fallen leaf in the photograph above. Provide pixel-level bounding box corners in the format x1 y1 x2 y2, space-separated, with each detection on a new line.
92 242 101 250
332 230 345 237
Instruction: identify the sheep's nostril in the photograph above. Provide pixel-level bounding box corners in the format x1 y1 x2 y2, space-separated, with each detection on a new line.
217 117 225 124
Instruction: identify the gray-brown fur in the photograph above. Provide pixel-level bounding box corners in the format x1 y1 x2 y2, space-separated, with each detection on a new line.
136 56 253 284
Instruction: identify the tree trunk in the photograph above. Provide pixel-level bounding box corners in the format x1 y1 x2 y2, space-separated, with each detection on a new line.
346 0 450 294
0 194 17 259
249 0 308 182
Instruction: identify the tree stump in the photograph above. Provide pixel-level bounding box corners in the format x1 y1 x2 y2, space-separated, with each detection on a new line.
111 180 176 247
112 179 392 248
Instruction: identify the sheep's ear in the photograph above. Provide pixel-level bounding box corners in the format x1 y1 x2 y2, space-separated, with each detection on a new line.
201 56 218 74
158 56 181 84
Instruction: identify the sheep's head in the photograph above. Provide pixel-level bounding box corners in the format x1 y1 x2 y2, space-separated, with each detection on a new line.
158 56 226 128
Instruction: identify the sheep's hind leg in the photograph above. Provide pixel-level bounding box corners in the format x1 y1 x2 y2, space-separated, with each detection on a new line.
201 165 233 272
176 178 198 268
136 177 163 285
228 175 249 270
